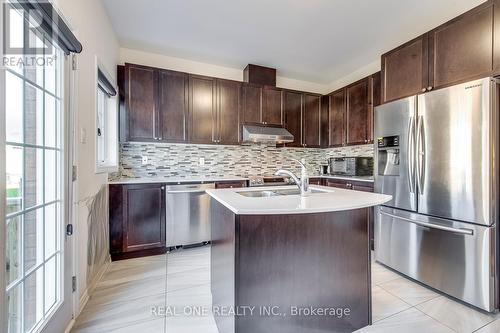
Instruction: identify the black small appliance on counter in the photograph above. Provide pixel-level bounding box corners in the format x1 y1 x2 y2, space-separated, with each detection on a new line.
329 157 373 176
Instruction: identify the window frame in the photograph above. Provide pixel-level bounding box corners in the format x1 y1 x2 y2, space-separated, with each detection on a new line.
94 57 118 174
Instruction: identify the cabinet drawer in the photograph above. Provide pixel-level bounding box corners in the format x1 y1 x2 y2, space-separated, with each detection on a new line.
215 180 247 189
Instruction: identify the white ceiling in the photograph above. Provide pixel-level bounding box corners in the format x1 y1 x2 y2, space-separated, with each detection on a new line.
102 0 486 84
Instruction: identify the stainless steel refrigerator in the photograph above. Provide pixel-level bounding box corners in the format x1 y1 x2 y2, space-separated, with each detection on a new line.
374 77 499 312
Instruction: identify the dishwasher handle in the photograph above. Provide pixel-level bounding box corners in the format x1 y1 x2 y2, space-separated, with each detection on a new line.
167 189 209 194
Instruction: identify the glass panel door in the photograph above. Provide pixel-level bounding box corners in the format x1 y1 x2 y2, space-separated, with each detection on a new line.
4 5 71 333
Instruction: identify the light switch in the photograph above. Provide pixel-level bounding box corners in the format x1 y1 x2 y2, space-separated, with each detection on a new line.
142 156 148 165
199 158 205 166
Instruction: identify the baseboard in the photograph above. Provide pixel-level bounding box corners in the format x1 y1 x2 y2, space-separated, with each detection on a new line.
77 290 89 317
75 256 111 317
63 319 76 333
86 256 111 295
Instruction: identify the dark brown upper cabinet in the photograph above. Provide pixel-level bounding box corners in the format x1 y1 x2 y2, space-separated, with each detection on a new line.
283 90 302 147
494 0 500 72
189 75 216 144
329 89 346 147
381 34 429 104
216 79 241 145
262 87 283 126
158 70 188 142
367 72 381 143
371 71 382 108
428 2 494 89
243 64 276 86
382 1 497 103
320 95 329 148
346 78 370 145
302 94 321 148
125 64 159 141
241 83 262 124
241 83 284 126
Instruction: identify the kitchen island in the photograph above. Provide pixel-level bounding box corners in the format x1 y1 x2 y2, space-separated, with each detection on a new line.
207 185 391 333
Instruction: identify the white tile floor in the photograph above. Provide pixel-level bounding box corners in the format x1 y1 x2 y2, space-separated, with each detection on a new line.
72 246 500 333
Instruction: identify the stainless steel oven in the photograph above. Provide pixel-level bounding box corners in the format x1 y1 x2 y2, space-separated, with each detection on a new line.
166 183 215 247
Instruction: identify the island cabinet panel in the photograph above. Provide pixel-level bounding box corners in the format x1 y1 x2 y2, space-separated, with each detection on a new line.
217 79 241 144
262 87 283 126
329 89 347 147
241 83 262 124
303 93 322 147
283 90 303 147
158 70 188 142
109 184 167 261
189 75 216 144
211 200 371 333
126 64 159 141
381 34 429 104
428 2 494 90
346 78 370 145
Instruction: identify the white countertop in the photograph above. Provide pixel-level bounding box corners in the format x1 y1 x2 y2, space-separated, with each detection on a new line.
108 175 373 185
206 185 391 215
108 176 248 185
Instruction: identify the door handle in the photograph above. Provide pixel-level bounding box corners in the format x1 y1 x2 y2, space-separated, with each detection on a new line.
407 116 415 193
416 115 425 195
380 211 473 235
167 189 210 194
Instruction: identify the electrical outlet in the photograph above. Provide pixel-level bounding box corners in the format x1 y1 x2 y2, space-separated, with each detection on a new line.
199 157 205 166
142 156 148 165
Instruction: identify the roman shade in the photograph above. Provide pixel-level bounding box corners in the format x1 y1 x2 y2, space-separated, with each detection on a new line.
13 0 83 54
98 68 117 97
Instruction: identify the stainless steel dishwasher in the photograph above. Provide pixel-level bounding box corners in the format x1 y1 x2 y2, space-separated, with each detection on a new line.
166 183 215 247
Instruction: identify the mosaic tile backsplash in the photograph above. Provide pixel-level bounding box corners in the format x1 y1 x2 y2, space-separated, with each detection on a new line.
112 142 374 179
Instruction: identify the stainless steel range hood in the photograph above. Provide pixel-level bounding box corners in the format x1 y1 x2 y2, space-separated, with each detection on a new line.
242 124 294 143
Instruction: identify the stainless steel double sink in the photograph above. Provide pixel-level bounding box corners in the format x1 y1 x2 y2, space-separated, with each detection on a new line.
237 188 328 197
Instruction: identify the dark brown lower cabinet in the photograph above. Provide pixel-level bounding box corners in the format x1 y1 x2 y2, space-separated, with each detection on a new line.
215 180 247 189
308 177 323 185
109 184 166 260
323 178 375 250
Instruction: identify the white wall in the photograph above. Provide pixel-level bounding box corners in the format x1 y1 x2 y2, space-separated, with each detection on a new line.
120 47 331 94
55 0 119 315
326 59 381 92
120 48 383 95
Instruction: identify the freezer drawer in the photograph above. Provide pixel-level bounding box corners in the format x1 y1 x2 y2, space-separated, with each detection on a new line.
374 206 498 312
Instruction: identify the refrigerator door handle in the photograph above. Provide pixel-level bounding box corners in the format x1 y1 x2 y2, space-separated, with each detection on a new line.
416 115 425 195
379 211 474 235
407 116 416 193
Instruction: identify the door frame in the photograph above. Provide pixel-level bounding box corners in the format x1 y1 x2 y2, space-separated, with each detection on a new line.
38 51 76 333
1 2 8 331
